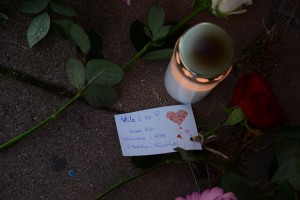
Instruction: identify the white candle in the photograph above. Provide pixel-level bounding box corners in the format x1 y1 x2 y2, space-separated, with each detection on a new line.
164 23 234 104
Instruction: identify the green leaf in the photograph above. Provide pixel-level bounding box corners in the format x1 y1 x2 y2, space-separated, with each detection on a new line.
222 107 245 126
220 104 237 115
131 155 163 169
276 136 300 164
142 49 173 61
272 157 300 189
27 12 50 48
65 57 86 90
221 171 253 198
174 147 196 161
0 12 8 20
53 19 71 39
153 25 172 41
148 4 165 38
86 59 123 86
69 22 91 55
83 85 118 108
20 0 49 14
289 176 300 190
278 181 298 200
130 20 150 52
278 125 300 143
49 0 76 17
143 26 152 38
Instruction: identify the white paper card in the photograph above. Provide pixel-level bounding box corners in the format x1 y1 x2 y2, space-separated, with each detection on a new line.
114 104 202 156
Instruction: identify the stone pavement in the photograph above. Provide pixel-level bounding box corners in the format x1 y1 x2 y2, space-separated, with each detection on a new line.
0 0 299 199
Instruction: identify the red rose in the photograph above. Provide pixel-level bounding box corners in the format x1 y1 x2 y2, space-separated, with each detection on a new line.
232 72 286 129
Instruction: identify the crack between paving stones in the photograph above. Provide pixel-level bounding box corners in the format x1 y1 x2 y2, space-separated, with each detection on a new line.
0 65 125 114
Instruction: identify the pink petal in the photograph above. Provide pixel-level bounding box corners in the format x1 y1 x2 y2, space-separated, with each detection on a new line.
190 192 202 200
122 0 130 5
175 197 186 200
200 187 224 200
175 192 201 200
220 192 237 200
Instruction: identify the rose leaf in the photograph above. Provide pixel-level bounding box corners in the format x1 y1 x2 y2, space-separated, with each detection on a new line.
142 49 173 61
65 57 86 90
83 85 118 108
85 59 123 86
49 0 76 17
27 12 50 48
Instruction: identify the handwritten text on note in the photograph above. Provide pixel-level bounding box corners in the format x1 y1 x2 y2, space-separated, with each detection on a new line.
114 105 202 156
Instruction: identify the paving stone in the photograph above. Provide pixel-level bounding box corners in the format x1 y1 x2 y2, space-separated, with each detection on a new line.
2 0 299 200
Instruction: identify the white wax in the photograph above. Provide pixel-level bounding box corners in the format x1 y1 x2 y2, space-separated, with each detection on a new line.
164 23 233 104
164 55 215 104
164 54 231 104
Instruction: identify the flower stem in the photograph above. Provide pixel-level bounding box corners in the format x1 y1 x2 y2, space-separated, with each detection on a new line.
93 159 181 200
0 4 208 151
165 4 207 39
122 41 155 72
0 93 82 151
204 124 223 139
121 3 208 72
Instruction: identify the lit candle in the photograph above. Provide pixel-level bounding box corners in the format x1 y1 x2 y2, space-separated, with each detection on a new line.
164 23 234 104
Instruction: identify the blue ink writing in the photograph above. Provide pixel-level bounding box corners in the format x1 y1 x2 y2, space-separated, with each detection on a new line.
128 144 150 149
154 141 180 148
145 116 151 120
129 129 143 134
154 133 166 139
122 136 146 141
121 116 136 123
145 126 155 132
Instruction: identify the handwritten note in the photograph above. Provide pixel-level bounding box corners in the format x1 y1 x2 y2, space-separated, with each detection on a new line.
114 105 202 156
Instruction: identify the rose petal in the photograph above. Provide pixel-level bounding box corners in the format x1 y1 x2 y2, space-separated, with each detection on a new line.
232 72 286 129
232 74 248 105
212 0 252 15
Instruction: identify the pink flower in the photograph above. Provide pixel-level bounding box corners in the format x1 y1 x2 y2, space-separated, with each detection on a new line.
175 187 237 200
122 0 130 5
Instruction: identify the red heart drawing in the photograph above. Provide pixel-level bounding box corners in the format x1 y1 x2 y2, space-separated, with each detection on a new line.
166 110 188 126
177 134 182 139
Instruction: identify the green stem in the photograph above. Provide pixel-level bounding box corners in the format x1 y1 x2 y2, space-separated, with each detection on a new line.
204 124 223 139
164 4 207 39
0 4 208 151
122 41 155 72
270 173 300 183
93 159 181 199
0 93 82 151
121 3 208 72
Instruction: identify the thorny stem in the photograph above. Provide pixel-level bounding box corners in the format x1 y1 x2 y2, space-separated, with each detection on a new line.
122 42 155 72
164 4 207 39
93 159 182 200
0 93 82 151
122 3 208 72
0 4 208 151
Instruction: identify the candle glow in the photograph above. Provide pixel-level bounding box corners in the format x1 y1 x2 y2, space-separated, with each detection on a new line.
164 23 234 104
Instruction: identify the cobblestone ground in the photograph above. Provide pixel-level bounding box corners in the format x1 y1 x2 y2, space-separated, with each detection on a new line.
0 0 299 199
